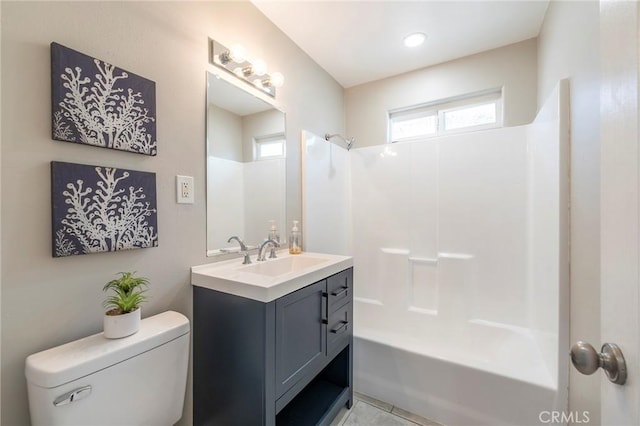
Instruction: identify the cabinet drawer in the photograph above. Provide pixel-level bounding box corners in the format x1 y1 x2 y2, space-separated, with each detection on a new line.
327 269 352 313
327 302 352 355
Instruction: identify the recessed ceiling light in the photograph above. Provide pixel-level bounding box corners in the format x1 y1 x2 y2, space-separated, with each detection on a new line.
403 32 427 48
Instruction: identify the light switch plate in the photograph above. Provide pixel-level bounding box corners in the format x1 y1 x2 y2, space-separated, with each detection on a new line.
176 175 194 204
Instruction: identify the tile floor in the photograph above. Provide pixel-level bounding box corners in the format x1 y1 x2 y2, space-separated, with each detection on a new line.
330 393 443 426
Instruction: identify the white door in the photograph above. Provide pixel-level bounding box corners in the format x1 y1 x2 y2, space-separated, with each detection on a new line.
599 0 639 424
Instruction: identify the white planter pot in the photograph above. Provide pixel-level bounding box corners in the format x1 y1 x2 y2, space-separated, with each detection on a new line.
103 308 141 339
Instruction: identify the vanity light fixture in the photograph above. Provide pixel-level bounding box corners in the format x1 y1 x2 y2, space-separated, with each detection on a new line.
403 32 427 48
218 44 246 65
210 39 284 98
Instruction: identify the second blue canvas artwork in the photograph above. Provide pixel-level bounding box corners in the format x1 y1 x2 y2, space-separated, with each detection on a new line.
51 161 158 257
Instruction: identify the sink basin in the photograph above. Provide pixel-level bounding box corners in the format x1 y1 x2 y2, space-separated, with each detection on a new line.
191 252 353 302
242 256 328 277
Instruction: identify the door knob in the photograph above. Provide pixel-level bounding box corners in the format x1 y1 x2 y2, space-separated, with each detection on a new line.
570 341 627 385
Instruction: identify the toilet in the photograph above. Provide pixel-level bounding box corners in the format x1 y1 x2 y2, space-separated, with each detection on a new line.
25 311 190 426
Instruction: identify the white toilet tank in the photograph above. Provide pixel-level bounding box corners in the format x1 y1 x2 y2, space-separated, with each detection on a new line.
25 311 190 426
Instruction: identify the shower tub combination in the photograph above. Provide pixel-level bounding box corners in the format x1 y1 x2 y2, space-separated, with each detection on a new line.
303 82 569 425
351 83 569 426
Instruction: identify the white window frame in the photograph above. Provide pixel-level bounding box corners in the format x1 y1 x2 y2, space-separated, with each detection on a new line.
253 133 286 161
388 89 503 143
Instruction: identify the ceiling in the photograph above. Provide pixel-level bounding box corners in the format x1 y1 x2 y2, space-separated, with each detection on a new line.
252 0 550 88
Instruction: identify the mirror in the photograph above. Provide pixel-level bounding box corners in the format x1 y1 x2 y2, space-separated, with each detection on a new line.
206 72 286 256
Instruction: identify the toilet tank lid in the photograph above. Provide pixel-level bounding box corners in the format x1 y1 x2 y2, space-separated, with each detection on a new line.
25 311 190 389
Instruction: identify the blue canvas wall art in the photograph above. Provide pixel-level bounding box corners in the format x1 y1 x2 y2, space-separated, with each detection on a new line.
51 161 158 257
51 42 157 156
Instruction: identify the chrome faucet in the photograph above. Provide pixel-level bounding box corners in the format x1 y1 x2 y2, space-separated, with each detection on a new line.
257 239 279 262
227 236 252 264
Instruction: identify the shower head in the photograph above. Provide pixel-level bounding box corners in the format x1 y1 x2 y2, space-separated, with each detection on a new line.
324 133 355 150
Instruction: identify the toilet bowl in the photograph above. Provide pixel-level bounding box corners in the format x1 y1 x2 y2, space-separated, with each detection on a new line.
25 310 190 426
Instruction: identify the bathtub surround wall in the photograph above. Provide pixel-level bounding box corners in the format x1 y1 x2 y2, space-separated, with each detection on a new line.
537 1 601 422
207 156 286 250
0 2 344 425
351 126 528 327
206 157 244 250
302 131 351 256
243 159 286 246
527 81 570 413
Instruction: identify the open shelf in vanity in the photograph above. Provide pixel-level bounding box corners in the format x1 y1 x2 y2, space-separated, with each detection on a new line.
277 346 351 426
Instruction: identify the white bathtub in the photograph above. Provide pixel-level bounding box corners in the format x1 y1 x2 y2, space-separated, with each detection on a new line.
354 313 562 426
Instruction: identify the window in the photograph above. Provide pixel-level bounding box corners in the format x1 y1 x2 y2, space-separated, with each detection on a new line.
254 134 286 161
442 102 497 131
388 90 502 143
390 111 437 140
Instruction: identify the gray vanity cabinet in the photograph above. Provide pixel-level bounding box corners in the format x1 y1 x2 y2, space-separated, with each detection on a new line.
194 267 353 426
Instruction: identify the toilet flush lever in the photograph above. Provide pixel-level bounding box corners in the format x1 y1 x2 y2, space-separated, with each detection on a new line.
570 341 627 385
53 385 92 407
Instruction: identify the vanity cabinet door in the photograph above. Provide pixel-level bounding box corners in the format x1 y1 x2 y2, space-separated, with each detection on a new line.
275 279 327 397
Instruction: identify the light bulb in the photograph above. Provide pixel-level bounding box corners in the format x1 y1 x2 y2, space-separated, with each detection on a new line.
252 59 267 76
270 72 284 88
229 44 246 62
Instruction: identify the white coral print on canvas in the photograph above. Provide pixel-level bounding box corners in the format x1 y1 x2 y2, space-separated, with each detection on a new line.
51 161 158 257
51 42 157 156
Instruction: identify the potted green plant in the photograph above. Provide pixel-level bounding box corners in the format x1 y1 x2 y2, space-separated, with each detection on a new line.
102 271 148 339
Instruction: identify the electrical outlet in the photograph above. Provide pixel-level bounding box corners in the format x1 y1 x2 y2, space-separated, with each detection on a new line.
176 175 194 204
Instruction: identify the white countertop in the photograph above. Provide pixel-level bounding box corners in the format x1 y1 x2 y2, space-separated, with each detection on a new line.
191 251 353 302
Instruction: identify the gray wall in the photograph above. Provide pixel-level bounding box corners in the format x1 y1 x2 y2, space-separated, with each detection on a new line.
208 104 243 162
537 1 601 424
0 1 343 425
345 38 538 148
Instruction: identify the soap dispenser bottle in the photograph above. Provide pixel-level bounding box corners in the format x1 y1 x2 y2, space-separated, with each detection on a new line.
289 220 301 255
